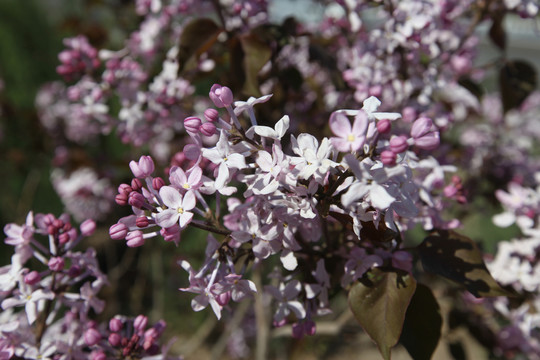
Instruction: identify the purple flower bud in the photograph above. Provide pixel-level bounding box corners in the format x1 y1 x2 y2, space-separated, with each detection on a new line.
184 116 202 135
129 155 155 178
414 132 440 150
69 265 82 278
24 271 41 285
128 192 146 209
115 193 129 206
200 122 216 137
90 350 106 360
216 291 231 306
376 119 391 134
58 232 70 245
380 150 397 166
152 177 165 191
204 108 219 122
209 84 234 108
411 117 433 139
109 317 123 332
84 328 102 346
80 219 96 236
108 332 122 347
134 315 148 332
131 178 142 192
160 225 180 243
110 223 128 240
136 216 150 228
126 231 145 247
48 257 65 272
402 107 417 123
389 135 409 154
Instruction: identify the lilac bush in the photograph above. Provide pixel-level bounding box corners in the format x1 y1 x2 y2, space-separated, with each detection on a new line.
2 0 540 359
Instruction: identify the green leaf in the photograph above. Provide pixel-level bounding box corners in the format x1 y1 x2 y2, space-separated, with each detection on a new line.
417 230 512 297
499 60 537 113
348 269 417 360
239 33 272 97
399 284 442 360
177 18 221 71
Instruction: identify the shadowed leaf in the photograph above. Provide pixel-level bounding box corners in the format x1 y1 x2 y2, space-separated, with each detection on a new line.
349 269 417 360
417 230 512 297
400 284 442 360
489 13 506 50
239 33 272 97
177 18 221 71
500 60 537 112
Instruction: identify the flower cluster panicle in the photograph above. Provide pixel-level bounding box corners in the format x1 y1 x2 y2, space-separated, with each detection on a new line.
108 84 461 331
0 212 181 359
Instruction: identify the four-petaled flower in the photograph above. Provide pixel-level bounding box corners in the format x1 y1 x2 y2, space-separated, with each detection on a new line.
329 111 369 153
156 186 196 229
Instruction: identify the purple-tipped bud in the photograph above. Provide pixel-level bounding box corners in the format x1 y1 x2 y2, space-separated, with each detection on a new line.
126 231 145 247
209 84 234 108
414 132 440 150
110 223 128 240
136 216 150 228
184 116 202 135
204 108 219 122
216 291 231 306
129 155 155 178
115 192 129 206
128 192 146 209
58 232 70 245
134 315 148 332
80 219 96 236
376 119 391 134
380 150 397 166
90 350 107 360
108 332 122 347
118 183 132 194
131 178 142 192
200 122 216 137
402 107 417 123
411 117 433 139
84 328 102 346
152 177 165 191
109 317 123 332
48 257 65 272
389 135 409 154
24 271 41 285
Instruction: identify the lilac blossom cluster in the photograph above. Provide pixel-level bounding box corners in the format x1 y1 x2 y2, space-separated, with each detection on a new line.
458 174 540 359
108 84 460 332
0 212 180 359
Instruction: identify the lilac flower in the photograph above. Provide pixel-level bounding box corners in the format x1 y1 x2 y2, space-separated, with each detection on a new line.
265 280 306 323
156 186 196 229
202 130 247 190
290 134 337 183
329 111 368 153
169 165 202 191
1 283 54 325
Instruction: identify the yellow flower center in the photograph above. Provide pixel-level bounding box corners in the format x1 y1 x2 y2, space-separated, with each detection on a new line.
177 207 184 214
347 134 355 142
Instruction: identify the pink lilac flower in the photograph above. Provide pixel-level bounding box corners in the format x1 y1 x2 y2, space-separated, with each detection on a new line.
155 187 196 229
329 111 368 153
